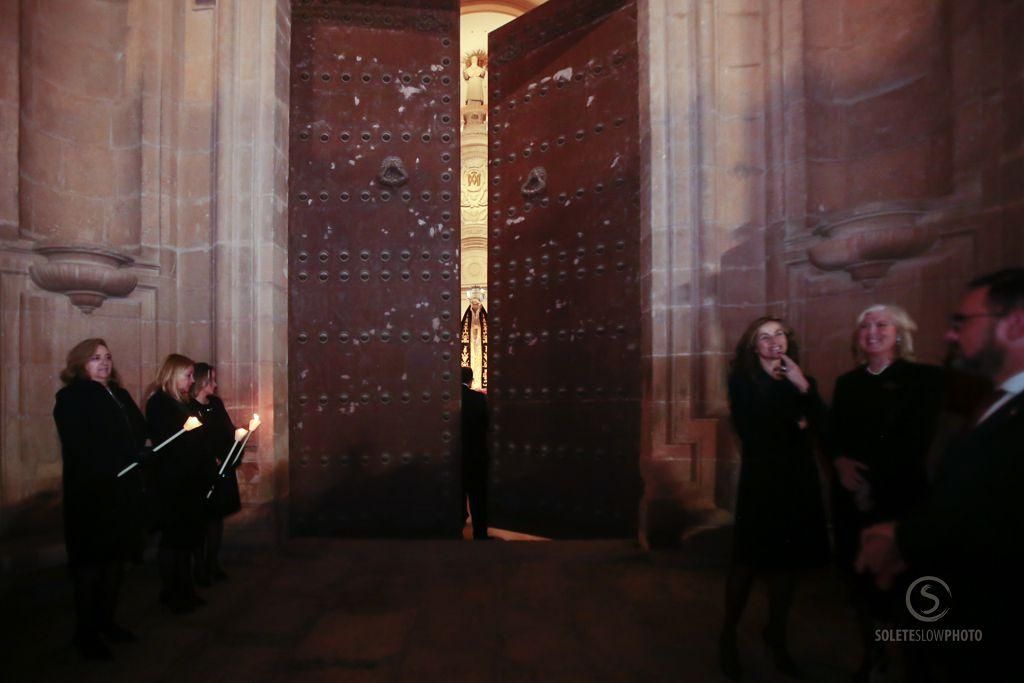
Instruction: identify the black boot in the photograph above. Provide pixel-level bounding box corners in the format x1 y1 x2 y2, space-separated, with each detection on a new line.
99 623 137 643
763 626 804 679
74 632 114 660
179 551 205 608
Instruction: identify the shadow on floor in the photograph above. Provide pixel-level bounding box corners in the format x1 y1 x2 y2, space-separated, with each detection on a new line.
0 532 861 682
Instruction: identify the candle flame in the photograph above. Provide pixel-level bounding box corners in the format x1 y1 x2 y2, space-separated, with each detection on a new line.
234 428 248 442
183 416 202 431
248 414 261 431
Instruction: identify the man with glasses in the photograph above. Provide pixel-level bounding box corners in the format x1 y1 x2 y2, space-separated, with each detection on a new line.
857 268 1024 680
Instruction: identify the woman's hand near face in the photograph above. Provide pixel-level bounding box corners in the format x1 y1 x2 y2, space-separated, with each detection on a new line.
778 353 810 393
835 456 869 492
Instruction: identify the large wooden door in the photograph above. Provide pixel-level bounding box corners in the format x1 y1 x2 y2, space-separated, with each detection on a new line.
487 0 642 537
288 1 461 536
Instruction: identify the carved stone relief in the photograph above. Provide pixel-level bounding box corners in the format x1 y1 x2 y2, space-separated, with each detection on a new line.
460 49 488 303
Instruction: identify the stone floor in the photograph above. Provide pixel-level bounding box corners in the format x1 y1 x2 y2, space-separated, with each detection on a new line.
0 527 862 683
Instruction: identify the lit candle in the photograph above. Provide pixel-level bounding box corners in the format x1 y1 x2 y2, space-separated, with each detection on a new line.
117 416 202 478
208 428 250 500
217 428 249 477
153 416 203 452
229 414 260 469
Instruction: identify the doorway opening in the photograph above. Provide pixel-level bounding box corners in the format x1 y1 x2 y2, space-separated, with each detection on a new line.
458 1 540 540
458 3 533 391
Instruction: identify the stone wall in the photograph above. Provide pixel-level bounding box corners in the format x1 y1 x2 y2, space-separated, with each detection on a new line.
788 0 1024 388
0 0 289 544
0 0 1020 549
0 1 20 241
639 0 1024 542
210 0 291 529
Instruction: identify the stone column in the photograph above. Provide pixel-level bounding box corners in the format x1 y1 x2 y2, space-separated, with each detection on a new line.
19 0 142 311
638 0 724 547
0 1 17 240
212 0 291 537
639 0 809 545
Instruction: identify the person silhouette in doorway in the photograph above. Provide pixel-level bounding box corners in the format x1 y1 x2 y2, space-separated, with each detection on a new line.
460 367 489 540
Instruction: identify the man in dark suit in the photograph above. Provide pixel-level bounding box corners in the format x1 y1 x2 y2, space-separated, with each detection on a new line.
460 367 490 540
857 268 1024 680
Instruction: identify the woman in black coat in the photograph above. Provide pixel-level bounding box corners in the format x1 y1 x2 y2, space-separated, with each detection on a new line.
719 317 829 680
53 338 147 659
830 304 943 681
146 353 205 613
190 363 241 584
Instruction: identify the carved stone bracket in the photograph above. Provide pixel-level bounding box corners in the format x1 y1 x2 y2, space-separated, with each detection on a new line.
807 200 938 286
29 245 138 313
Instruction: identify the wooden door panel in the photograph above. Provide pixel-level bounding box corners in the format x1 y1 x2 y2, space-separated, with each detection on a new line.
488 0 641 537
288 1 461 536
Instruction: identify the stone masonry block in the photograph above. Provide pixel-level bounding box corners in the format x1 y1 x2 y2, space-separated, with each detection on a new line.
62 143 117 197
35 0 130 54
33 39 122 101
27 78 112 146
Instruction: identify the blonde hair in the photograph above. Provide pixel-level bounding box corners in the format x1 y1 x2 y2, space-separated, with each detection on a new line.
852 304 917 363
154 353 195 403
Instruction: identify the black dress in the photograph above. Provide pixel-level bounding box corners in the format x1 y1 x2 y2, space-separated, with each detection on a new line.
191 395 241 518
829 359 944 571
728 369 830 569
146 390 205 549
53 378 148 566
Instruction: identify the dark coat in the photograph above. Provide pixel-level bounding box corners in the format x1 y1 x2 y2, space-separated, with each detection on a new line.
896 391 1024 672
146 390 205 549
728 369 830 569
191 395 241 518
829 360 944 568
460 383 489 537
460 383 489 462
53 378 148 567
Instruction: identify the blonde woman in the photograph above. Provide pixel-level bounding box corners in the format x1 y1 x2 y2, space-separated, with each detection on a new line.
830 305 943 681
146 354 204 614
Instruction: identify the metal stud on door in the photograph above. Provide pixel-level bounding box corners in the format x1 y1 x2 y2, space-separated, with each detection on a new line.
488 0 642 537
288 1 461 537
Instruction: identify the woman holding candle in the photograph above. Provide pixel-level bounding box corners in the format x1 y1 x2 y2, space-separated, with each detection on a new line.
190 363 240 585
719 317 829 680
830 305 944 681
53 338 148 658
146 354 205 613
